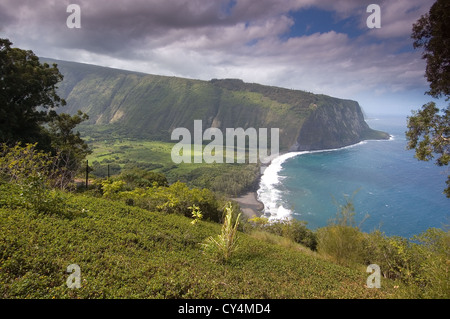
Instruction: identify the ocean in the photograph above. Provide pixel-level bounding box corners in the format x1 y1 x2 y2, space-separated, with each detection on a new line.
257 115 449 238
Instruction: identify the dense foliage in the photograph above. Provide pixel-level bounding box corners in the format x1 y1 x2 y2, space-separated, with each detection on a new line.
411 0 450 99
98 178 224 223
0 39 91 188
406 102 449 197
0 39 64 148
247 216 317 251
408 0 450 197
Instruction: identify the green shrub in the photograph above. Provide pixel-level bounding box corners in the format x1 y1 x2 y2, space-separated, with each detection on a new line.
118 169 168 188
106 181 223 223
0 143 68 215
247 215 269 227
413 228 450 298
317 225 365 266
0 180 72 217
249 230 312 253
19 175 66 215
363 228 449 298
0 143 53 184
251 218 318 251
101 180 126 199
317 194 366 265
363 231 418 281
189 204 203 225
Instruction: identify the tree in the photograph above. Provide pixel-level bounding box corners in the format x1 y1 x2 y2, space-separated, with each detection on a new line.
0 38 65 149
411 0 450 99
0 38 90 188
47 110 92 189
407 0 450 197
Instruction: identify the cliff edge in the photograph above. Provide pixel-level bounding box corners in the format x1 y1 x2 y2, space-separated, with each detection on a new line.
290 96 389 151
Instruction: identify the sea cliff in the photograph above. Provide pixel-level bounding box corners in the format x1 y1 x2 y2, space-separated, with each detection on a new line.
43 58 389 151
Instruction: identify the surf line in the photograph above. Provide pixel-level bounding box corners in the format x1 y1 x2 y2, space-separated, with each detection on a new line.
256 140 373 221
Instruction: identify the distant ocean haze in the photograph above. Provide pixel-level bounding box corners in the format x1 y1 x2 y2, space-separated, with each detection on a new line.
257 115 449 238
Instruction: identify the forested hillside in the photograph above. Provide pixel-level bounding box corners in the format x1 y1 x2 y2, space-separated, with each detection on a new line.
44 58 389 152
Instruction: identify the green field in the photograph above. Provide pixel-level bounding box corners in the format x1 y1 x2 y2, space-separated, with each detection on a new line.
84 135 261 197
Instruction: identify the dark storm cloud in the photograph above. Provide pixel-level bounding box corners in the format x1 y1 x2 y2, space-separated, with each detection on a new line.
0 3 15 30
0 0 249 56
76 0 236 54
0 0 430 55
0 0 436 105
0 0 309 55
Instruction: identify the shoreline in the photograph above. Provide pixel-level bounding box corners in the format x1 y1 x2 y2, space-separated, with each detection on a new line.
232 137 390 220
231 156 282 219
231 191 265 218
231 150 299 219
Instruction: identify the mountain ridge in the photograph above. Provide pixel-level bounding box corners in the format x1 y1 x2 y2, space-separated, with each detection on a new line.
42 58 389 151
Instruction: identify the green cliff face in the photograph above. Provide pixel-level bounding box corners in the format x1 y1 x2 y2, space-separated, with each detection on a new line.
291 96 390 151
45 58 389 151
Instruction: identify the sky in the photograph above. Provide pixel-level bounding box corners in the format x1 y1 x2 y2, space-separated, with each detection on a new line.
0 0 442 115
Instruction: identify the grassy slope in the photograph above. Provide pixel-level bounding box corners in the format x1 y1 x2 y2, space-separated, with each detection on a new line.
0 192 401 299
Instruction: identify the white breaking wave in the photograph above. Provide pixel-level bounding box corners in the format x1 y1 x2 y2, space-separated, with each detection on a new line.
257 152 306 221
257 141 372 221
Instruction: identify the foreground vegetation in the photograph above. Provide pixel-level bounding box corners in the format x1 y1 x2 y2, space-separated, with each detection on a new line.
0 183 394 299
0 143 448 299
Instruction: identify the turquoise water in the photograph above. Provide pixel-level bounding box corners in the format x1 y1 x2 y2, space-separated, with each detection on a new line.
258 116 449 238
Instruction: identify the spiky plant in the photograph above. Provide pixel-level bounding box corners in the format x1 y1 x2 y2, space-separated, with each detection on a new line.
202 202 241 263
